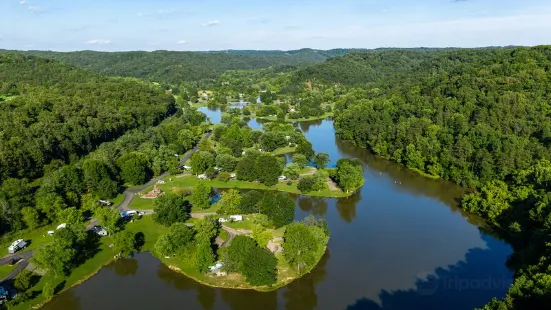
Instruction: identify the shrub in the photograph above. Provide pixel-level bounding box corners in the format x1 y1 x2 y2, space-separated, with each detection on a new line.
217 171 231 182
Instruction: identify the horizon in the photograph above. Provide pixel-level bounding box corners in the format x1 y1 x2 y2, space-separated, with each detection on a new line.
4 45 534 53
1 0 551 51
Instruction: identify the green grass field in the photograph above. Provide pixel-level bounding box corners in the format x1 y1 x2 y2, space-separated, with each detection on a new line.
12 238 118 310
0 224 59 257
272 146 296 156
0 264 16 280
141 175 352 199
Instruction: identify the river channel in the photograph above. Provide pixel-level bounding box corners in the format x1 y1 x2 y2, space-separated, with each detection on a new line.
41 107 513 310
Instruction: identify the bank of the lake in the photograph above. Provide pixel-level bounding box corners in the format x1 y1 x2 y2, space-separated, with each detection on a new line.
128 175 362 211
40 108 514 310
121 215 326 292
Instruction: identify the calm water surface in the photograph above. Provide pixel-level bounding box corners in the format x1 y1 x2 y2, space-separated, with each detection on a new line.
42 111 513 310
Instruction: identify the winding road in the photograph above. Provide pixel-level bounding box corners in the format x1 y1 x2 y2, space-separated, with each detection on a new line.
0 251 34 283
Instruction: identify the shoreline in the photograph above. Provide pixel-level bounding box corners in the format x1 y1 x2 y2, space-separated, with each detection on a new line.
156 246 328 292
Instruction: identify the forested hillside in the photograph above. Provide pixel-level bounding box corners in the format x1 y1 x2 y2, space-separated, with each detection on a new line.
0 53 176 181
16 49 367 84
315 46 551 309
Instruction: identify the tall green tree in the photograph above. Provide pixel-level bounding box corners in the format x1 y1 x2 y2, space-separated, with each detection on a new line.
190 182 211 210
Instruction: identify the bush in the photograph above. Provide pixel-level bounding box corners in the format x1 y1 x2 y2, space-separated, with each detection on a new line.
219 229 230 241
217 171 231 182
286 180 293 186
259 192 295 228
223 235 277 286
153 193 190 226
297 176 315 192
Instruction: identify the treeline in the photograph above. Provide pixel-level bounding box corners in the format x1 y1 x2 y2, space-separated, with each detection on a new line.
333 46 551 188
0 107 206 234
0 53 176 181
16 49 367 85
306 46 551 309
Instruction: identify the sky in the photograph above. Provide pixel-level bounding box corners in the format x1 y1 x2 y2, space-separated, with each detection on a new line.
1 0 551 51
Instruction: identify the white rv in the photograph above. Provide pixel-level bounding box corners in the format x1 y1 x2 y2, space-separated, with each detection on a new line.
8 239 27 254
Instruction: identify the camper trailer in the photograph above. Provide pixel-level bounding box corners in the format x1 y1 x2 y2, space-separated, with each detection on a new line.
7 239 27 254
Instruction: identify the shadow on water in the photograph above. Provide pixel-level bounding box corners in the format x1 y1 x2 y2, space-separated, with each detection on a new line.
283 250 330 310
108 257 138 277
298 196 329 217
345 232 513 310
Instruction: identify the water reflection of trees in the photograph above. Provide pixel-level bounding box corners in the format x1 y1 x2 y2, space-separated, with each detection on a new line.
221 287 277 310
156 263 196 291
110 258 138 277
336 191 361 223
283 250 330 310
298 119 324 133
335 138 465 209
345 233 513 310
197 285 216 310
298 196 328 217
40 290 82 310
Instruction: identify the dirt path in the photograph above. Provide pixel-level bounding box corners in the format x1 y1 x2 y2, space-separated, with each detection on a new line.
327 178 340 191
300 167 317 176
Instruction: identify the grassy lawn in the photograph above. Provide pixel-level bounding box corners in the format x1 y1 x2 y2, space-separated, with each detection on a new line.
12 238 118 310
126 216 169 251
191 203 220 214
253 112 333 123
128 197 156 210
272 146 296 156
0 224 59 257
224 218 255 231
147 175 353 198
0 264 16 279
111 193 126 207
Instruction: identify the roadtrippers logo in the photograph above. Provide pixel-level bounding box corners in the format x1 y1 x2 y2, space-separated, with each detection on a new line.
417 275 439 296
415 274 513 296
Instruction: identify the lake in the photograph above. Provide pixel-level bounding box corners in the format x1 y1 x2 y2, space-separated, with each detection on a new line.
42 109 513 310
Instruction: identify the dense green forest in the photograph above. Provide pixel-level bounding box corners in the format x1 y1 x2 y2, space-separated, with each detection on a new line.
305 46 551 309
13 48 368 84
0 53 176 181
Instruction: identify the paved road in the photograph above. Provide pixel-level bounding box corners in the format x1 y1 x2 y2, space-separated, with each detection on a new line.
117 131 212 212
0 250 34 282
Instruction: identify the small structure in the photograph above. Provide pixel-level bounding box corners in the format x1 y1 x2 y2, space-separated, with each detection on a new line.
181 165 191 170
278 176 287 181
98 200 112 206
47 230 55 236
197 174 208 180
141 184 164 199
91 226 108 236
156 180 166 184
208 262 223 272
57 223 67 230
218 218 228 223
230 173 237 179
229 215 243 222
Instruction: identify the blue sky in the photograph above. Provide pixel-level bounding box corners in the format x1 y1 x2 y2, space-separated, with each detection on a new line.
1 0 550 51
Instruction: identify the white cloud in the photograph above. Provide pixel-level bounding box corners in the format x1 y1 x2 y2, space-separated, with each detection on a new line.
201 20 220 27
20 1 26 5
85 39 111 45
176 40 187 44
27 5 41 12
